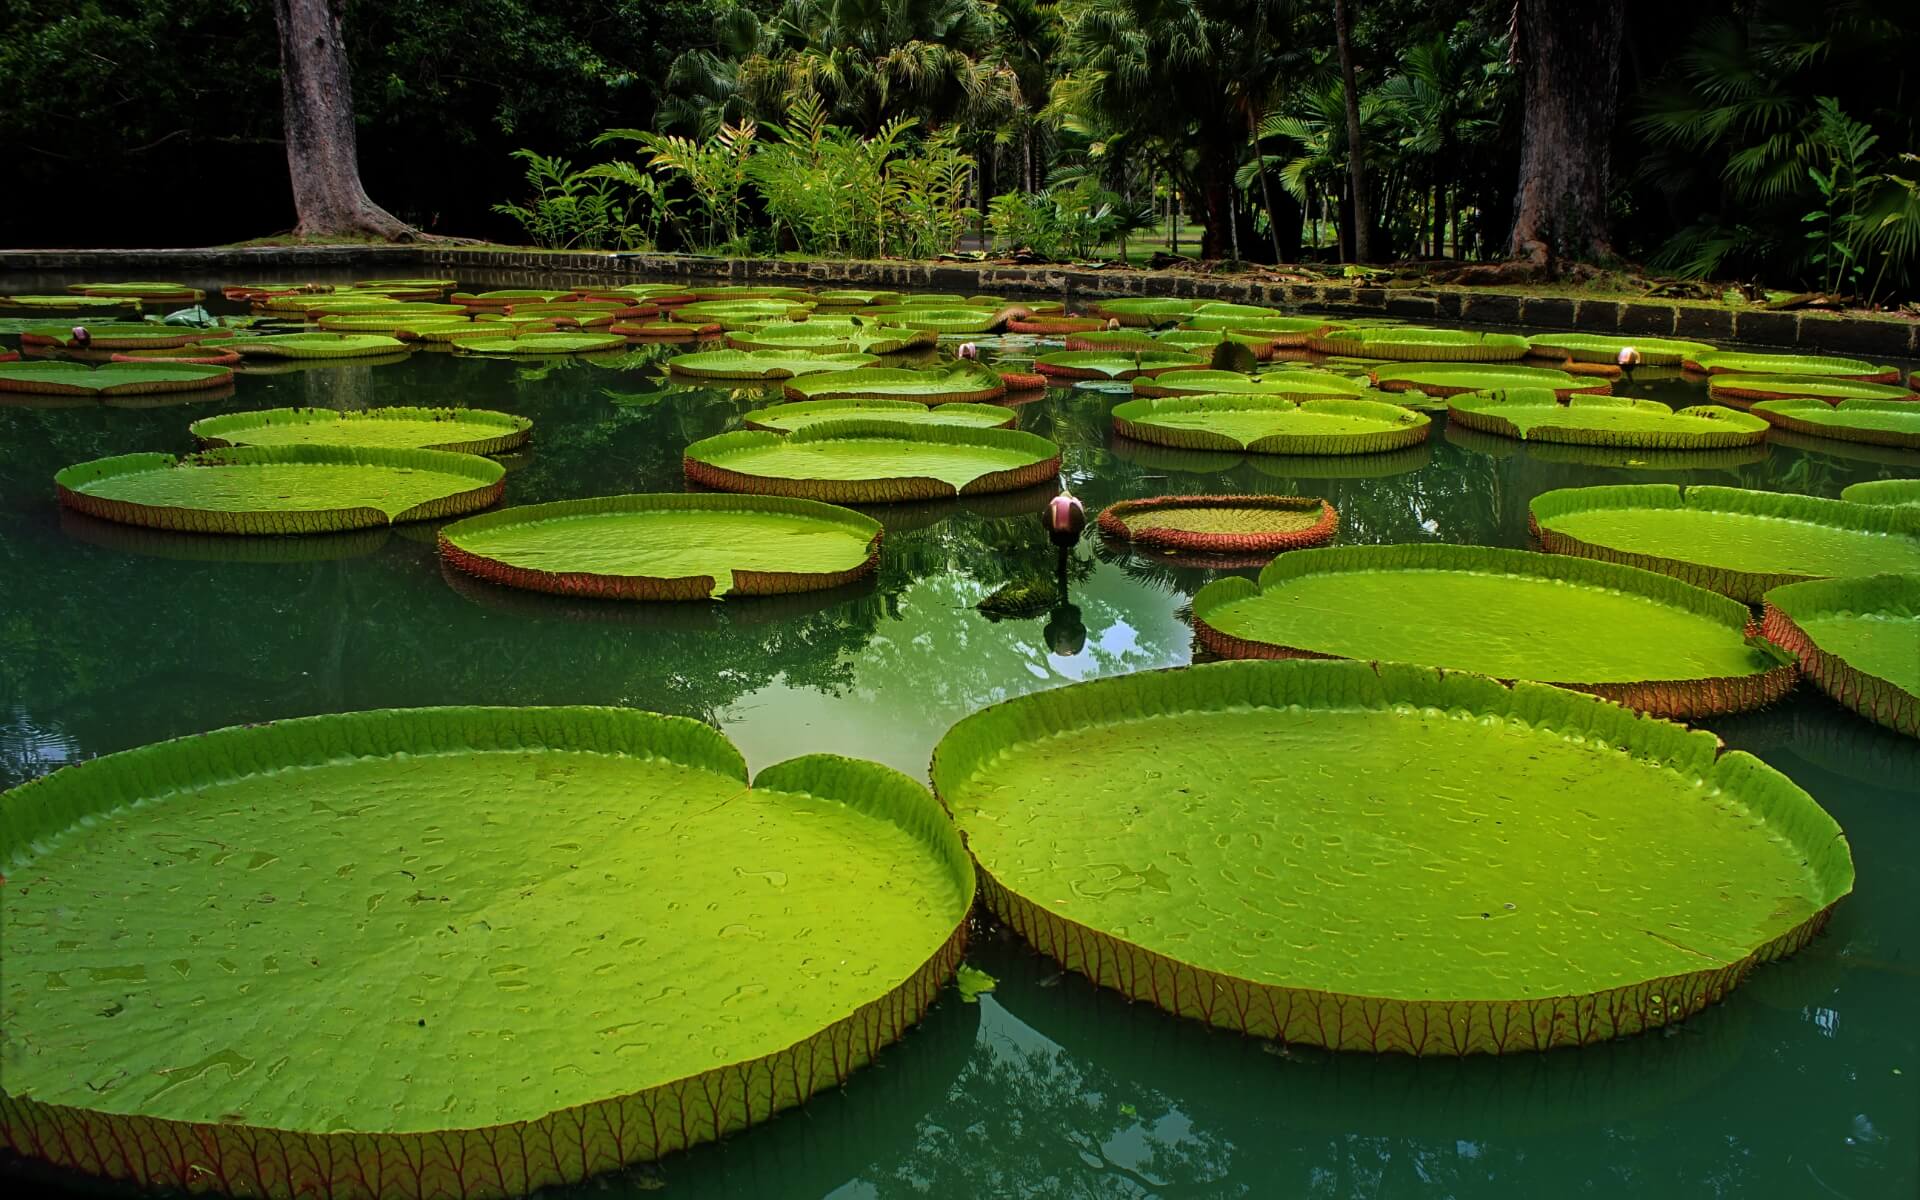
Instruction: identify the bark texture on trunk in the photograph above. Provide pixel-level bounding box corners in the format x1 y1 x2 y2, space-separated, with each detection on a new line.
273 0 412 240
1507 0 1624 267
1333 0 1373 262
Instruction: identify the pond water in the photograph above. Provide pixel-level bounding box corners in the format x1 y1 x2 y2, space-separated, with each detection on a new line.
1 274 1914 1199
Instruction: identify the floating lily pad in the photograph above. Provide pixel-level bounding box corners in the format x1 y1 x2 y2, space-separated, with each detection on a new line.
671 300 813 329
67 281 203 301
1841 479 1920 507
1112 395 1431 455
454 332 625 356
667 349 880 379
1193 544 1796 717
1761 574 1919 737
1097 494 1337 556
314 314 478 337
354 277 455 289
1311 327 1531 361
1372 364 1610 397
438 493 882 600
1449 391 1769 449
1033 350 1208 379
724 323 934 354
1706 375 1916 406
689 284 816 302
1149 329 1279 357
744 399 1016 432
613 320 718 340
1112 436 1433 479
0 293 142 312
21 322 223 350
1525 334 1716 365
55 445 505 534
1529 484 1920 601
1006 315 1107 334
811 289 901 305
0 360 233 396
1063 329 1161 352
1684 352 1900 383
1130 369 1367 400
191 407 532 455
1446 422 1770 472
108 345 242 367
685 420 1060 503
782 365 1006 405
0 708 972 1197
234 332 410 359
1089 298 1200 326
930 659 1851 1054
863 307 1000 333
452 289 577 306
1749 398 1920 448
1184 313 1334 345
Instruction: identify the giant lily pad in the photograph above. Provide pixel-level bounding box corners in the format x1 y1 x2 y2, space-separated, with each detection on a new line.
1526 334 1716 365
725 323 934 354
684 420 1060 503
862 307 999 333
1089 298 1200 326
1148 329 1280 358
671 300 813 329
1033 350 1207 380
1193 544 1796 717
1449 391 1769 449
744 398 1016 432
55 445 506 534
452 289 577 306
1184 313 1337 345
667 349 880 379
1706 374 1916 406
1111 395 1431 455
454 332 625 356
1761 573 1919 737
781 365 1006 405
812 289 903 306
234 332 410 359
314 314 478 337
1311 328 1531 362
1097 494 1338 557
0 293 143 312
21 323 224 350
1748 398 1920 448
1841 479 1920 507
1684 352 1900 383
1529 484 1920 600
930 659 1851 1054
0 708 972 1198
1372 364 1610 398
688 284 816 302
1130 369 1367 401
438 493 882 600
0 360 232 396
191 407 532 455
67 281 204 301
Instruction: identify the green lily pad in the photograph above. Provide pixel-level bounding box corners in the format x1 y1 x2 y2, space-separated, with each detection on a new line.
55 445 506 534
863 307 1000 333
1033 350 1208 379
1089 298 1200 326
1446 421 1770 472
0 361 233 397
1449 390 1769 449
1530 484 1920 601
314 315 479 336
1371 364 1609 397
1130 369 1367 400
1841 479 1920 507
1685 352 1900 382
1111 436 1433 479
930 659 1851 1053
1184 313 1335 344
671 300 814 330
0 293 142 312
0 708 972 1195
744 399 1016 433
454 332 626 356
667 349 880 379
1749 398 1920 448
685 420 1060 503
1193 544 1795 717
1707 375 1917 406
1150 329 1279 355
234 332 410 359
1111 395 1431 455
782 365 1006 405
1761 573 1919 738
67 281 204 301
190 407 532 455
21 322 222 350
1097 494 1338 557
1063 329 1162 352
353 277 456 289
1525 334 1716 365
724 323 934 354
1312 327 1532 362
452 289 577 305
812 289 903 306
438 493 882 599
688 284 816 302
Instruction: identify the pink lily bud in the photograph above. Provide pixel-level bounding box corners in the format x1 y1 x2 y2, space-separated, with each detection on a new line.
1045 492 1086 547
957 342 979 360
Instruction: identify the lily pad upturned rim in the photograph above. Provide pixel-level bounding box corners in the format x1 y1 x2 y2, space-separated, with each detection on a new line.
781 366 1007 405
453 332 627 356
1191 542 1796 718
67 281 205 301
1032 350 1208 380
1840 478 1920 507
1097 494 1338 555
1524 334 1717 366
232 332 411 359
1088 298 1200 326
1760 573 1919 738
1529 483 1920 601
666 349 881 379
189 407 533 455
1111 394 1433 455
930 658 1851 1055
437 492 884 600
1448 390 1770 449
1706 374 1918 406
1309 328 1532 362
1683 352 1901 383
1748 398 1920 449
1370 364 1612 398
20 323 230 350
0 360 234 396
54 445 506 535
743 398 1017 433
0 707 973 1200
684 419 1061 503
1128 369 1368 400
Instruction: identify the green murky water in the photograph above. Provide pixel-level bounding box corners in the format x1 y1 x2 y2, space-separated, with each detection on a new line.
1 273 1914 1199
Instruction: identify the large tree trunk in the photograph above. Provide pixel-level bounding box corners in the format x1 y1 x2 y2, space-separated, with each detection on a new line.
1332 0 1373 262
1507 0 1623 267
273 0 412 240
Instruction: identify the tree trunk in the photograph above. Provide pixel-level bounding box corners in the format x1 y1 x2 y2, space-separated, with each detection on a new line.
273 0 412 240
1333 0 1373 262
1507 0 1624 267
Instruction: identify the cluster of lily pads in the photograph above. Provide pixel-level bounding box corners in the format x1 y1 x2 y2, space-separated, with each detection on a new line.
4 276 1915 1200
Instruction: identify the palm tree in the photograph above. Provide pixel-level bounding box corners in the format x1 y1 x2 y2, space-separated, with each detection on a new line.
1378 31 1505 258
